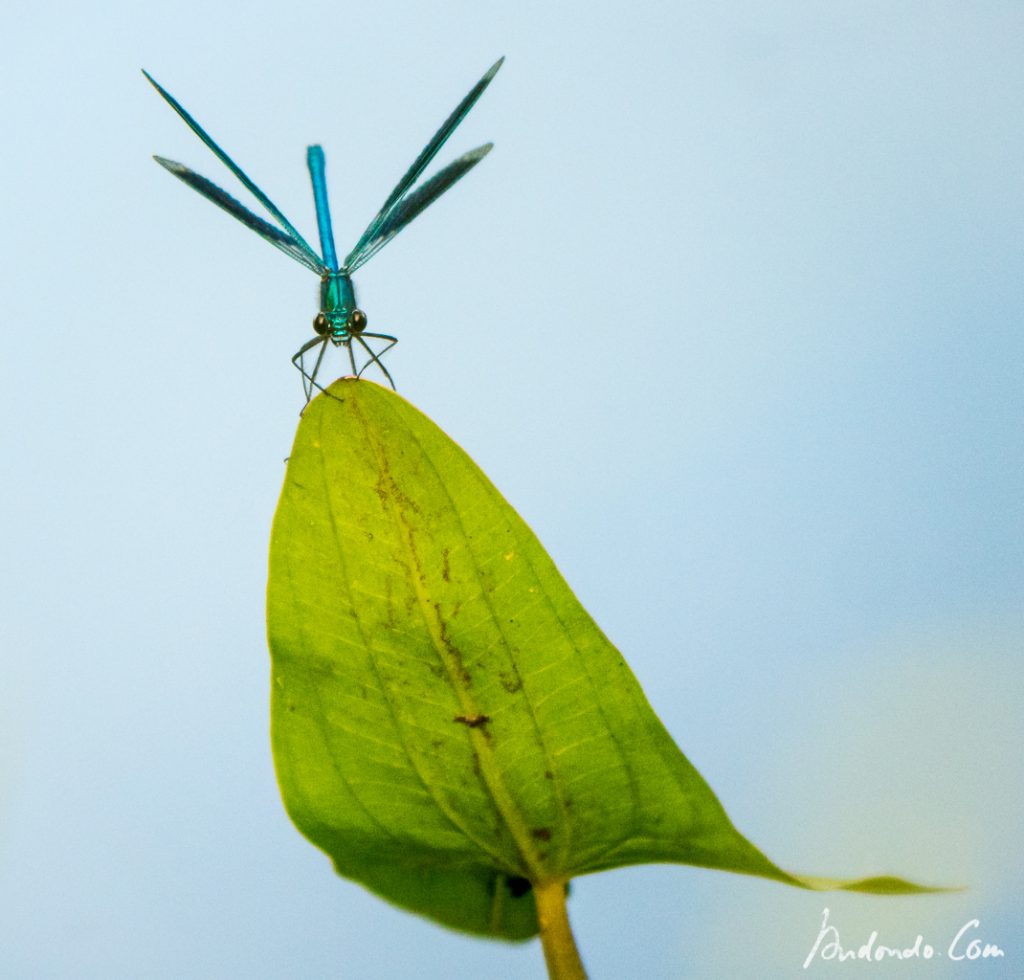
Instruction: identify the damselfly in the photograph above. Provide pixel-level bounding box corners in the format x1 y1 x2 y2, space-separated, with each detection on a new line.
144 59 502 397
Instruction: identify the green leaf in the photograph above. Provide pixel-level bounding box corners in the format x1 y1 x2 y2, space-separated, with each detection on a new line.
266 380 946 940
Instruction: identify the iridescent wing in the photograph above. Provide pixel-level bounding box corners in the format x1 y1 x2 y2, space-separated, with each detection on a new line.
346 144 492 273
144 70 326 273
154 157 326 274
343 57 502 271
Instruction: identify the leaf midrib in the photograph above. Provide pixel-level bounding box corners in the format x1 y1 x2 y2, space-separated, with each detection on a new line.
352 391 552 882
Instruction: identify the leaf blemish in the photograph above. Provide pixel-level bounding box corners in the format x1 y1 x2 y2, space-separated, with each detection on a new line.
506 876 532 898
531 827 552 841
454 713 491 729
437 611 472 686
441 547 451 582
499 673 522 694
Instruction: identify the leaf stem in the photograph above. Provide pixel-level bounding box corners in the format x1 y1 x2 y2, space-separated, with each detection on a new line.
534 879 587 980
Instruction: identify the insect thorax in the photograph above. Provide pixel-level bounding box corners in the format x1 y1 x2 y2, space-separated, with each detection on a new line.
317 273 361 342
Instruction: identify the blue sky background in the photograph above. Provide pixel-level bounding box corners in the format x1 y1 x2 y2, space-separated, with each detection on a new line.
1 2 1021 977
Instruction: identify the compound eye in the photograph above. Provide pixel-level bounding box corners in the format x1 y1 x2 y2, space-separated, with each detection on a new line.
313 312 329 336
349 309 367 333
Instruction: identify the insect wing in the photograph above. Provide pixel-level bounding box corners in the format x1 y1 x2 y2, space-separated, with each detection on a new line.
344 57 503 268
154 157 326 274
144 70 325 270
346 144 492 273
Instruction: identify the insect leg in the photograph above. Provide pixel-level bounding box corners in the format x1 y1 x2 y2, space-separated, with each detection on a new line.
292 335 327 402
355 333 398 390
306 336 330 401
